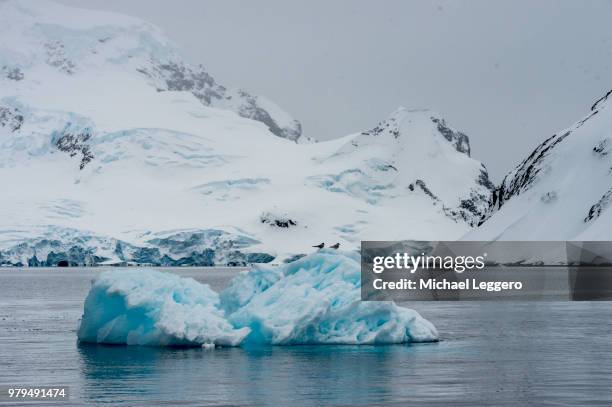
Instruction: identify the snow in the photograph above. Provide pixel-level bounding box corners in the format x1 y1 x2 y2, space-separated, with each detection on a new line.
468 91 612 241
77 250 438 346
0 0 493 265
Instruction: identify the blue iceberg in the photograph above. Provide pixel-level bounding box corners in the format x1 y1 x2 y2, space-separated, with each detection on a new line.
77 250 438 346
76 270 249 346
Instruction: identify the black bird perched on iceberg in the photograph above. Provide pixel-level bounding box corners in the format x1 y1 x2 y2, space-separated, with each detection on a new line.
313 243 325 249
329 243 340 249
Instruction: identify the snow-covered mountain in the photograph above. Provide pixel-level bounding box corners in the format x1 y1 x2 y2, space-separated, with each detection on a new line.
468 90 612 241
0 0 493 266
0 0 305 142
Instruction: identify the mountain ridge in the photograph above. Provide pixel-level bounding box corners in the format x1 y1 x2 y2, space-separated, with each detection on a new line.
469 89 612 240
1 0 494 266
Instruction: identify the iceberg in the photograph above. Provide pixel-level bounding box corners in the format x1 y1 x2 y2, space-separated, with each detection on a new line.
76 270 249 346
77 250 438 346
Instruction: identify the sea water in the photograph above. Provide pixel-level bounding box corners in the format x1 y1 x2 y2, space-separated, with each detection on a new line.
1 268 612 406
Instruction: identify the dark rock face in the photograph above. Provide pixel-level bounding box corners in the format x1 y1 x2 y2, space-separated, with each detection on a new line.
477 168 495 190
0 106 24 131
408 175 493 227
431 117 471 156
55 130 94 170
484 130 571 221
357 114 471 158
351 111 494 227
476 91 612 227
445 191 492 226
591 89 612 111
585 188 612 223
414 179 438 200
232 89 302 142
145 61 224 105
593 138 611 157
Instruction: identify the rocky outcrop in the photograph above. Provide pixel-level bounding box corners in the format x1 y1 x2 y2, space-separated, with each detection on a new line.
470 89 612 240
430 116 471 156
479 130 571 225
0 106 23 132
260 211 298 228
138 60 304 142
55 130 94 170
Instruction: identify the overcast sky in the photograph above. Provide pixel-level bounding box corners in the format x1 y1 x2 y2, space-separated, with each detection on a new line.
58 0 612 181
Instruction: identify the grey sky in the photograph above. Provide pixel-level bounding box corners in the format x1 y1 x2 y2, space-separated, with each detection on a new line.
58 0 612 181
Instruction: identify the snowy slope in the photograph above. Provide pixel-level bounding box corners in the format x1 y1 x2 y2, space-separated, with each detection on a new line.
468 90 612 241
0 0 304 142
0 0 493 266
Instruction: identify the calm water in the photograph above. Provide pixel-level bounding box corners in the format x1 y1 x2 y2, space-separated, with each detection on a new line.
1 268 612 406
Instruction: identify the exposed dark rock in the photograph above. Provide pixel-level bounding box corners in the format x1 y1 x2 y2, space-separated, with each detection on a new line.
477 167 495 190
0 106 24 131
55 129 94 170
489 130 570 213
431 117 471 156
414 179 439 201
361 116 400 139
585 188 612 222
155 61 221 104
409 176 492 227
137 60 302 141
593 138 610 156
591 89 612 111
576 110 598 128
260 211 298 228
445 189 492 227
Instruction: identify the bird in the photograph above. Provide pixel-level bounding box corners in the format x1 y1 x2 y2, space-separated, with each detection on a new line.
312 243 325 249
329 243 340 249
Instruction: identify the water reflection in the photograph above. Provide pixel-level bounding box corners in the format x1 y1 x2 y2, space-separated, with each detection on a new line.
77 343 432 406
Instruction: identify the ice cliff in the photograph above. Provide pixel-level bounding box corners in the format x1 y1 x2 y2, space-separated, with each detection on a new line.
77 250 438 346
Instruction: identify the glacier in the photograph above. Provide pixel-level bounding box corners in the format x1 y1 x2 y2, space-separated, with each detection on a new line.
77 250 438 347
0 0 494 266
